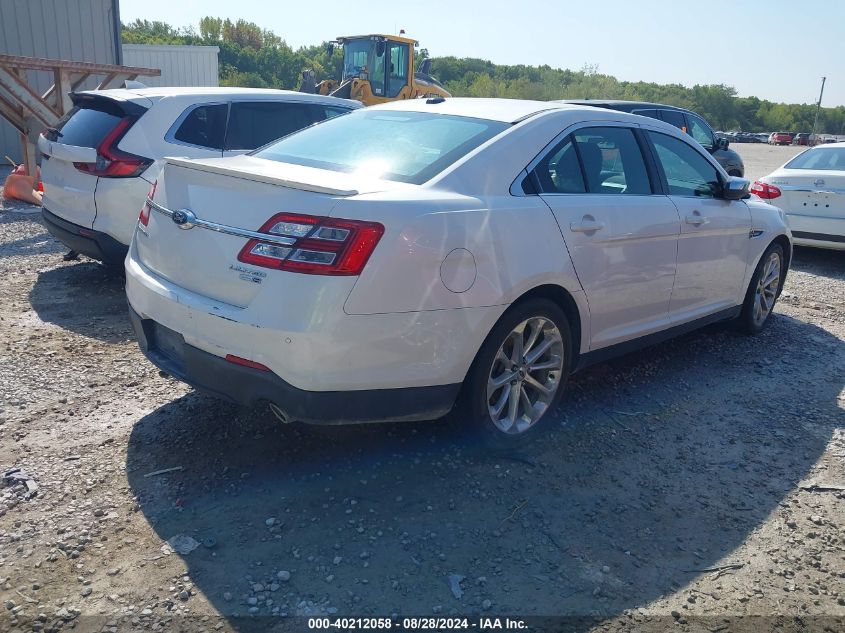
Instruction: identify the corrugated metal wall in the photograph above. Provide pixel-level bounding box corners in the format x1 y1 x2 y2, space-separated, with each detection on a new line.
122 45 219 88
0 0 121 161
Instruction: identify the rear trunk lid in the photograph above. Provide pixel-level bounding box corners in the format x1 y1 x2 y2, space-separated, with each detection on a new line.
767 170 845 219
135 155 392 307
39 92 151 228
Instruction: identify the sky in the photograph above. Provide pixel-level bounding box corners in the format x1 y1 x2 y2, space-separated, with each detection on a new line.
118 0 844 107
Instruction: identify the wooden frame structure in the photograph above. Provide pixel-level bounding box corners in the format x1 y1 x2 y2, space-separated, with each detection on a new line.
0 54 160 175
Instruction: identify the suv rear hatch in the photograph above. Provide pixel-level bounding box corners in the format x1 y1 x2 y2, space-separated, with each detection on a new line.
135 155 393 307
39 92 153 229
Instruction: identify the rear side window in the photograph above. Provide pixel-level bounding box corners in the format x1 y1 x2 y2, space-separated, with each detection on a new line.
173 104 227 150
660 109 687 132
55 102 124 148
225 102 317 151
320 106 354 120
532 136 585 194
572 127 651 194
631 109 660 120
649 132 720 197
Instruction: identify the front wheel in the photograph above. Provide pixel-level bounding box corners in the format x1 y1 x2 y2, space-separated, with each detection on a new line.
737 243 784 334
464 299 571 446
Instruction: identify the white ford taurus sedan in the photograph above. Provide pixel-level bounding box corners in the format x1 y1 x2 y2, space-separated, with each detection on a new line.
753 142 845 250
125 98 792 444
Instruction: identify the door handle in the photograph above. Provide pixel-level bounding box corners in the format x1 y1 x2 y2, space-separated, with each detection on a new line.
570 220 605 233
685 214 709 226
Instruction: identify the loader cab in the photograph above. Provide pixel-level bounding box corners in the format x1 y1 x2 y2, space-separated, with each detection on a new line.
339 35 413 99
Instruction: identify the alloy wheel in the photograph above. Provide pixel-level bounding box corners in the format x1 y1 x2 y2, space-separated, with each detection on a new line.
753 251 781 326
486 317 564 435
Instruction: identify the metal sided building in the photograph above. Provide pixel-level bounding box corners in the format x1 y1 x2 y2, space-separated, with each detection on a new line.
122 45 219 88
0 0 122 161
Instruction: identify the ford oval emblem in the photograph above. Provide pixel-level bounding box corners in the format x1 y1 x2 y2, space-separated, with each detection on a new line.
171 208 196 230
814 178 825 187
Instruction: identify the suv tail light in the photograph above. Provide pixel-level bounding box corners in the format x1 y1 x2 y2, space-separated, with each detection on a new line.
750 181 782 200
74 117 152 178
139 180 157 228
238 213 384 276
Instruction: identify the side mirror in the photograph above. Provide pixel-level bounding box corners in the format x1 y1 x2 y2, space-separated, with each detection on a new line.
718 137 730 150
720 176 750 200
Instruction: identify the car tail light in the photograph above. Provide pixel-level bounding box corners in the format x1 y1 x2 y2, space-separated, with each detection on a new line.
238 213 384 276
750 181 782 200
139 180 157 228
74 117 152 178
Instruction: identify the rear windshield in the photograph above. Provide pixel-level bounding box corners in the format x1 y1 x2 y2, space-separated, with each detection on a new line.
253 110 509 184
54 100 126 148
785 148 845 171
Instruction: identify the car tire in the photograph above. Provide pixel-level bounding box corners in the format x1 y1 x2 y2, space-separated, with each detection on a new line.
736 243 785 334
728 169 742 177
463 299 572 447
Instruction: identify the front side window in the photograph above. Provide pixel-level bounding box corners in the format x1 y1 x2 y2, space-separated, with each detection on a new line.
253 110 508 184
572 127 651 195
386 42 409 98
225 102 317 151
342 40 371 81
173 104 227 150
649 132 721 198
533 135 585 194
785 147 845 171
687 114 715 150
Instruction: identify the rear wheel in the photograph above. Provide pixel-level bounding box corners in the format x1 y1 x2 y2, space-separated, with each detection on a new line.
464 299 571 446
737 243 784 334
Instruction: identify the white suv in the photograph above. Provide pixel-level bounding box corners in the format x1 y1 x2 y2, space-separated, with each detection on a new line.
38 87 360 264
125 99 791 444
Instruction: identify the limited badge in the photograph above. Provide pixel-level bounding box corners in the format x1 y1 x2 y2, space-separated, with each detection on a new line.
229 264 266 284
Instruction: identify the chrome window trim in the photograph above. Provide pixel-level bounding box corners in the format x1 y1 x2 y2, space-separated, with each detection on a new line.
146 198 297 246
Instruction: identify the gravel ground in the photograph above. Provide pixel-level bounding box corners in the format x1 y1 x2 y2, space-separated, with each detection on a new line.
732 143 804 183
0 149 843 633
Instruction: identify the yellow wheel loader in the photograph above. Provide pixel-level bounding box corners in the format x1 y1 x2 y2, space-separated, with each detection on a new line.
299 34 450 105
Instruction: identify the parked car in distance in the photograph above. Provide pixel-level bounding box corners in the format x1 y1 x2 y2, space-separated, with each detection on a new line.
769 131 794 145
562 100 745 176
125 98 791 444
39 87 361 265
793 132 811 146
753 142 845 250
732 132 763 144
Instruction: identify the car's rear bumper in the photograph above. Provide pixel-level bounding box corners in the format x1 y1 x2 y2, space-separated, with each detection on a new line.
128 305 460 424
42 208 128 264
785 213 845 250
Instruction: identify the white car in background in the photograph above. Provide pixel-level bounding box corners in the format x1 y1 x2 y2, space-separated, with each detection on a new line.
125 99 791 444
753 142 845 249
38 87 360 265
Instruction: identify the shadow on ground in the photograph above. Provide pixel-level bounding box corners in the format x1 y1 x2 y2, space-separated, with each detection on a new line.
29 262 130 343
126 313 844 630
790 246 844 281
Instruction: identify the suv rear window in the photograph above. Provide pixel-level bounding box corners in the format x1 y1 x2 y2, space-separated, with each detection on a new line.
54 101 125 148
254 110 508 184
173 104 227 150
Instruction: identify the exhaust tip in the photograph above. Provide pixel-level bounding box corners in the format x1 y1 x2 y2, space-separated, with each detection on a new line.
268 402 290 424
